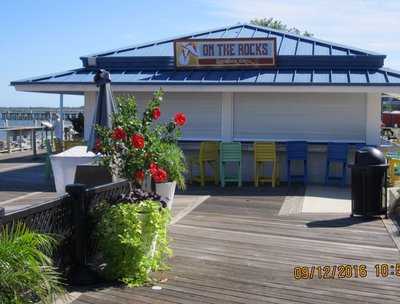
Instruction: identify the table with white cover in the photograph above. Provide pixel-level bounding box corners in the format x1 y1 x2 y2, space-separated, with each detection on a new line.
50 146 97 195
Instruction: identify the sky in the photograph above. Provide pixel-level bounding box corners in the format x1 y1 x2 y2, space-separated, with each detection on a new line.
1 0 399 108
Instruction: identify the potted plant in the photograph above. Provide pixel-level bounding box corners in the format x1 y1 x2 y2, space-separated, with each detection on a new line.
155 142 186 208
95 199 171 287
95 90 187 207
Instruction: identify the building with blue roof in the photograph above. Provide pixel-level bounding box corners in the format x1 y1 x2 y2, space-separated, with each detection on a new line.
11 24 400 182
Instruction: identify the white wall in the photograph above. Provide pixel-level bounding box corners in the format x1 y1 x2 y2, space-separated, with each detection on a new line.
366 93 381 145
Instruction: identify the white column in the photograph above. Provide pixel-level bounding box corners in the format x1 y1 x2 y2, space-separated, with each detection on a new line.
84 91 97 141
365 93 381 145
59 94 64 140
221 92 234 141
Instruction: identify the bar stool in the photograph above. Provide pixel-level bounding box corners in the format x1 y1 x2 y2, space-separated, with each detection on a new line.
286 141 308 186
220 142 242 187
254 142 280 187
188 141 219 186
325 143 348 186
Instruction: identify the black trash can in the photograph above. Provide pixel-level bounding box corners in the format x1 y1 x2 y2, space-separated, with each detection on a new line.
349 147 388 218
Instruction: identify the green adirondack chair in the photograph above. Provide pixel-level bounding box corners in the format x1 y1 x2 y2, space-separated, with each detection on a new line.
219 142 242 187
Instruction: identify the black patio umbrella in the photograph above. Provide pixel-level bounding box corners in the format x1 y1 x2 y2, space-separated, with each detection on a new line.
87 69 117 152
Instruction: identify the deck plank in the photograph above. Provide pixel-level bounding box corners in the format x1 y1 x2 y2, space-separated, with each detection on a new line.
0 151 56 213
71 188 400 304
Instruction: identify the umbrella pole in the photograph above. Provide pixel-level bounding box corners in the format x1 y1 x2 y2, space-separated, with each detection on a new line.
59 94 64 141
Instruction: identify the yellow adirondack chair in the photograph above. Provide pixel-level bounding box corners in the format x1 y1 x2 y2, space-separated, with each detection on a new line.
64 139 85 150
53 139 63 153
189 141 219 186
53 139 85 153
388 157 400 186
254 142 280 187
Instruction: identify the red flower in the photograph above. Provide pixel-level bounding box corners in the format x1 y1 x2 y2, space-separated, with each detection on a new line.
94 139 102 152
131 133 145 149
134 170 145 182
152 168 168 183
112 127 126 141
174 112 186 126
148 163 167 183
152 107 161 120
149 162 159 175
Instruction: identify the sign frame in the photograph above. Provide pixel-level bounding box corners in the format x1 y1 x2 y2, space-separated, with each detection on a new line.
173 38 277 69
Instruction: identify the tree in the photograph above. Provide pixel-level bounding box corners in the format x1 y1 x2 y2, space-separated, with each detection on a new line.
250 18 313 37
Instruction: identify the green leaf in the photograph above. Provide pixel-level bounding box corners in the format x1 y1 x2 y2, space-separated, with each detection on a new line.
0 223 65 303
96 201 171 286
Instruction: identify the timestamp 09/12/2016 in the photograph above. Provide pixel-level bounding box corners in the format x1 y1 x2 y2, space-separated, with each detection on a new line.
293 264 400 280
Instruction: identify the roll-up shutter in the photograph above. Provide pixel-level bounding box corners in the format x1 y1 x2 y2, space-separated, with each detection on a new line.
116 92 222 140
233 92 366 142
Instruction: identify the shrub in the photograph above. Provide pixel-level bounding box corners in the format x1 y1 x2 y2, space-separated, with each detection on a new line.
0 223 65 304
96 201 171 287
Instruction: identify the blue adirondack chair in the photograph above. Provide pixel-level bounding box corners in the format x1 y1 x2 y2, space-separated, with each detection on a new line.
325 143 348 186
286 141 308 186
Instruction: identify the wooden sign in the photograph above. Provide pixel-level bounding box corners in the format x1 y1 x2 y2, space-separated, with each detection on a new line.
174 38 276 68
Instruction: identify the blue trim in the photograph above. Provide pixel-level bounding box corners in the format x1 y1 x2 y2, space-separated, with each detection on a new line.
11 81 400 87
10 67 400 86
86 55 385 70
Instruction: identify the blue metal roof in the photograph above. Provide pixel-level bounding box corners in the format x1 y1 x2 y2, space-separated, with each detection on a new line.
10 23 400 87
82 23 384 58
79 24 386 70
11 67 400 86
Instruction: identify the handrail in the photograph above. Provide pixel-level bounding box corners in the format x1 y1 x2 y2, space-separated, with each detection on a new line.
1 195 68 221
0 179 133 285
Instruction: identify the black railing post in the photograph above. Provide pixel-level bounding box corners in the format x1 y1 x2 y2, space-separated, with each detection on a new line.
66 183 97 285
0 207 5 225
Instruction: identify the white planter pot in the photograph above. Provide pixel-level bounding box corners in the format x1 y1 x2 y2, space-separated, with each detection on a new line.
138 213 159 258
149 233 158 259
138 213 159 274
141 172 153 193
155 181 176 209
50 146 96 195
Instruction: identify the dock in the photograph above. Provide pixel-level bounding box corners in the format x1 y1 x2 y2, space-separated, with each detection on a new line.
0 107 82 121
1 151 399 304
0 150 56 213
0 126 47 155
70 187 400 304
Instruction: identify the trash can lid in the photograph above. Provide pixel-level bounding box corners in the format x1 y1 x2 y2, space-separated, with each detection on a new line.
354 147 386 166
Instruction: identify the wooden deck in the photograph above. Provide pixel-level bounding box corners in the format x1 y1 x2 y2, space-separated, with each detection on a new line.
0 150 56 213
71 187 400 304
